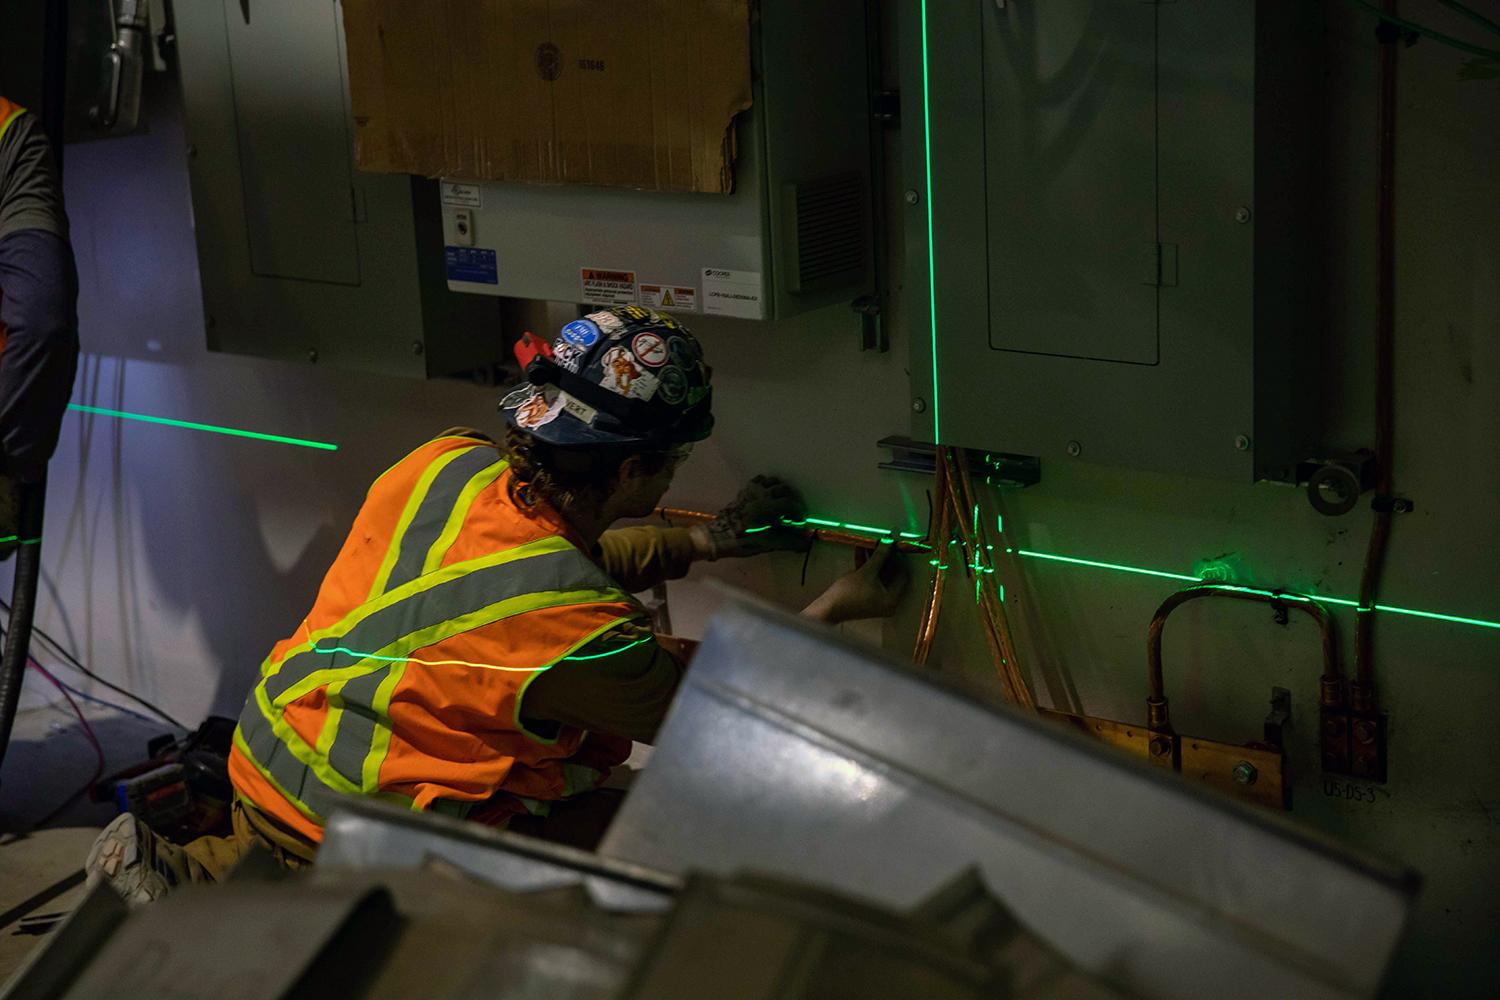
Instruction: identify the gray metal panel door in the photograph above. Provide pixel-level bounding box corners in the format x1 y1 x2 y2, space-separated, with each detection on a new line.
223 0 360 285
984 1 1157 364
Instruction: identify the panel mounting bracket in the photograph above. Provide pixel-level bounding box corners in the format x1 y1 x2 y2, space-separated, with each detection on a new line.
877 436 1040 488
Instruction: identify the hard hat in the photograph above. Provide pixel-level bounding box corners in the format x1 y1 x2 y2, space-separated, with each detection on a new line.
500 306 713 449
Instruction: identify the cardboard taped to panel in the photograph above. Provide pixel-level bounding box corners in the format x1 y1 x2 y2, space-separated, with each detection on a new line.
342 0 753 194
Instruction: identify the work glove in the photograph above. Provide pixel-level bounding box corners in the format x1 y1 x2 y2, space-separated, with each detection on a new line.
802 542 909 625
690 475 809 560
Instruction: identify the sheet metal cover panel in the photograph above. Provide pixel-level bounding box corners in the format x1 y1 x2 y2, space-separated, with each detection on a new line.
600 598 1417 1000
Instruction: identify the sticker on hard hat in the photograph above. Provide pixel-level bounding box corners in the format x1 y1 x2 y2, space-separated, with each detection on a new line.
602 346 659 400
561 320 601 348
515 391 563 430
667 337 696 368
587 310 625 335
499 387 532 410
631 332 668 367
656 365 688 404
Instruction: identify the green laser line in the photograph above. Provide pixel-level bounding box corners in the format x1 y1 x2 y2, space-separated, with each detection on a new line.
0 536 41 546
920 0 940 443
309 635 652 673
68 404 339 451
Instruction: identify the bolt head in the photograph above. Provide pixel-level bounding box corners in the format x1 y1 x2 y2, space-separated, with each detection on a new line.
1354 720 1378 745
904 189 920 206
1149 736 1171 757
912 397 927 414
1235 206 1252 223
412 340 425 356
1232 761 1258 785
1065 440 1082 458
1234 434 1251 452
306 348 319 363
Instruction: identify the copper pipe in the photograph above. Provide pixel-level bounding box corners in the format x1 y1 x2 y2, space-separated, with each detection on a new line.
946 448 1034 708
912 450 953 665
653 507 928 553
1146 585 1342 734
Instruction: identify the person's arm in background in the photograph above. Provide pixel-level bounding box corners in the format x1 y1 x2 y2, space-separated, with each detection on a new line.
0 109 78 482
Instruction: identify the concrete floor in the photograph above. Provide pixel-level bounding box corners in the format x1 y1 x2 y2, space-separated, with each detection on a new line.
0 702 167 985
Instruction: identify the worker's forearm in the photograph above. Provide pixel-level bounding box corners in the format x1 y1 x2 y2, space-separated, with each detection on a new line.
595 525 702 592
0 228 79 479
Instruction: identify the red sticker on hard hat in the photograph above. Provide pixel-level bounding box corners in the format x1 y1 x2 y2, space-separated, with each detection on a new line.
631 331 669 367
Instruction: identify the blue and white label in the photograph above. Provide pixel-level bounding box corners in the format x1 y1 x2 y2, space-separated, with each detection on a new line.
445 246 498 285
561 319 601 348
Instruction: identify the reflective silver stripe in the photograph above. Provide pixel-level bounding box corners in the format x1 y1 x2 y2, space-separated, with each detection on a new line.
383 448 500 593
265 546 620 704
237 700 351 820
326 664 392 785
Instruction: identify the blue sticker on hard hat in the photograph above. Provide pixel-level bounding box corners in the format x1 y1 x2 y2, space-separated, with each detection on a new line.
657 365 688 404
561 319 601 348
445 246 498 285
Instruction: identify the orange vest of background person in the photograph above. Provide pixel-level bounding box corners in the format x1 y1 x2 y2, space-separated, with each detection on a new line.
228 435 645 842
0 96 26 356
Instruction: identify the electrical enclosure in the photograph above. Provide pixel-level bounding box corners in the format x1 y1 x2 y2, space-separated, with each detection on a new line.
440 0 875 323
901 0 1324 480
173 0 501 377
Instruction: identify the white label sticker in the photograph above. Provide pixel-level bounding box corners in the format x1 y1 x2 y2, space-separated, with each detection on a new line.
440 181 483 208
580 268 638 307
559 392 599 425
701 268 764 319
639 282 698 312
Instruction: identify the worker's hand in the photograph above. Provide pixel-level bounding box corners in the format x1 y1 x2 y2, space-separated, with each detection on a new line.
689 475 809 560
802 542 908 625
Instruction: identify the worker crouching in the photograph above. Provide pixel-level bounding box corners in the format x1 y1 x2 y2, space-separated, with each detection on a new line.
85 307 905 901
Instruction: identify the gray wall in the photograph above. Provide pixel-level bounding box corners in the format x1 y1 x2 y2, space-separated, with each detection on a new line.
19 3 1499 994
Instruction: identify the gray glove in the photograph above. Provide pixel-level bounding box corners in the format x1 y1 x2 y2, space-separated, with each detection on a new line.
691 475 809 560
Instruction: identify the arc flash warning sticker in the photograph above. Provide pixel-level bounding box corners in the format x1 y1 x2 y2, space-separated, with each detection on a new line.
639 282 697 312
631 332 668 367
581 268 638 307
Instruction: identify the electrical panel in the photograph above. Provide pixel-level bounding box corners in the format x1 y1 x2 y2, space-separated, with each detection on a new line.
174 0 501 377
901 1 1324 481
439 0 875 323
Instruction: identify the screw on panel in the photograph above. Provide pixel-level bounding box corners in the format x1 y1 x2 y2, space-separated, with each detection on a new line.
1234 435 1251 451
1149 736 1171 758
912 398 927 414
1235 206 1252 224
1232 761 1258 785
412 341 425 356
904 189 920 206
1066 440 1082 458
307 348 319 363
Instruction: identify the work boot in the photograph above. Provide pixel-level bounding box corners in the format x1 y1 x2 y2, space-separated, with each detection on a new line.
84 813 182 904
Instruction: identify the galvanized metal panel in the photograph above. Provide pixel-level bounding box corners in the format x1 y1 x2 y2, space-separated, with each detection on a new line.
601 599 1417 1000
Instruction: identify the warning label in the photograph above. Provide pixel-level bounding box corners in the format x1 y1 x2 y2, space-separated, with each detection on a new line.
580 268 638 307
440 181 482 208
639 282 698 312
701 268 764 320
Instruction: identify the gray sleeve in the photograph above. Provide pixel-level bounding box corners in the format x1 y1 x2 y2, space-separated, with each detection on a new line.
0 111 68 243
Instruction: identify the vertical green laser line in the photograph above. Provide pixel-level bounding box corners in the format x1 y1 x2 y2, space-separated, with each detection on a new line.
920 0 940 443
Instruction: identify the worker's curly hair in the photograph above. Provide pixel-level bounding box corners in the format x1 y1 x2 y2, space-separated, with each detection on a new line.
502 428 673 514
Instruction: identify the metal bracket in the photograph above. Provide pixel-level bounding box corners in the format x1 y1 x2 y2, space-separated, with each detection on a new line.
876 437 1040 488
851 295 887 353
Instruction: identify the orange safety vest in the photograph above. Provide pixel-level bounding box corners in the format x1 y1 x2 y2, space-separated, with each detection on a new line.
0 97 26 355
228 435 645 842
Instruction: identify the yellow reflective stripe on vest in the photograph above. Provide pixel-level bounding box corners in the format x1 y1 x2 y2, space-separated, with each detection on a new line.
421 458 509 577
383 448 506 594
367 445 474 599
268 534 583 697
0 104 25 146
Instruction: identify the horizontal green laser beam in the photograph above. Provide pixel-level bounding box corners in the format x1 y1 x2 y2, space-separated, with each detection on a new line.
1012 549 1500 631
0 535 41 546
68 404 339 451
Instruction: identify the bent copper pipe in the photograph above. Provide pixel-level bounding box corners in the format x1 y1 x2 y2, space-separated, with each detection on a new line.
1147 585 1343 734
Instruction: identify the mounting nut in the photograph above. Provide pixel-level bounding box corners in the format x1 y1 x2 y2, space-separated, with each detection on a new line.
1354 720 1378 745
306 348 319 363
1066 440 1083 458
912 397 927 414
1232 761 1259 785
1235 206 1252 224
1234 434 1251 452
1149 736 1172 758
904 189 920 206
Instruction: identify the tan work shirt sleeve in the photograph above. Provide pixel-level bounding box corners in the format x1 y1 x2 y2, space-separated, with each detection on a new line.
519 622 686 745
595 525 699 594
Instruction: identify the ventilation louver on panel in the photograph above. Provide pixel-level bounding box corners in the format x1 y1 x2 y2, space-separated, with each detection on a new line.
786 172 866 294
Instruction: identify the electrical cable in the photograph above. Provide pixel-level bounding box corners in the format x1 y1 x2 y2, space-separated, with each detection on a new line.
1344 0 1500 60
0 621 163 727
25 658 106 829
0 598 187 731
